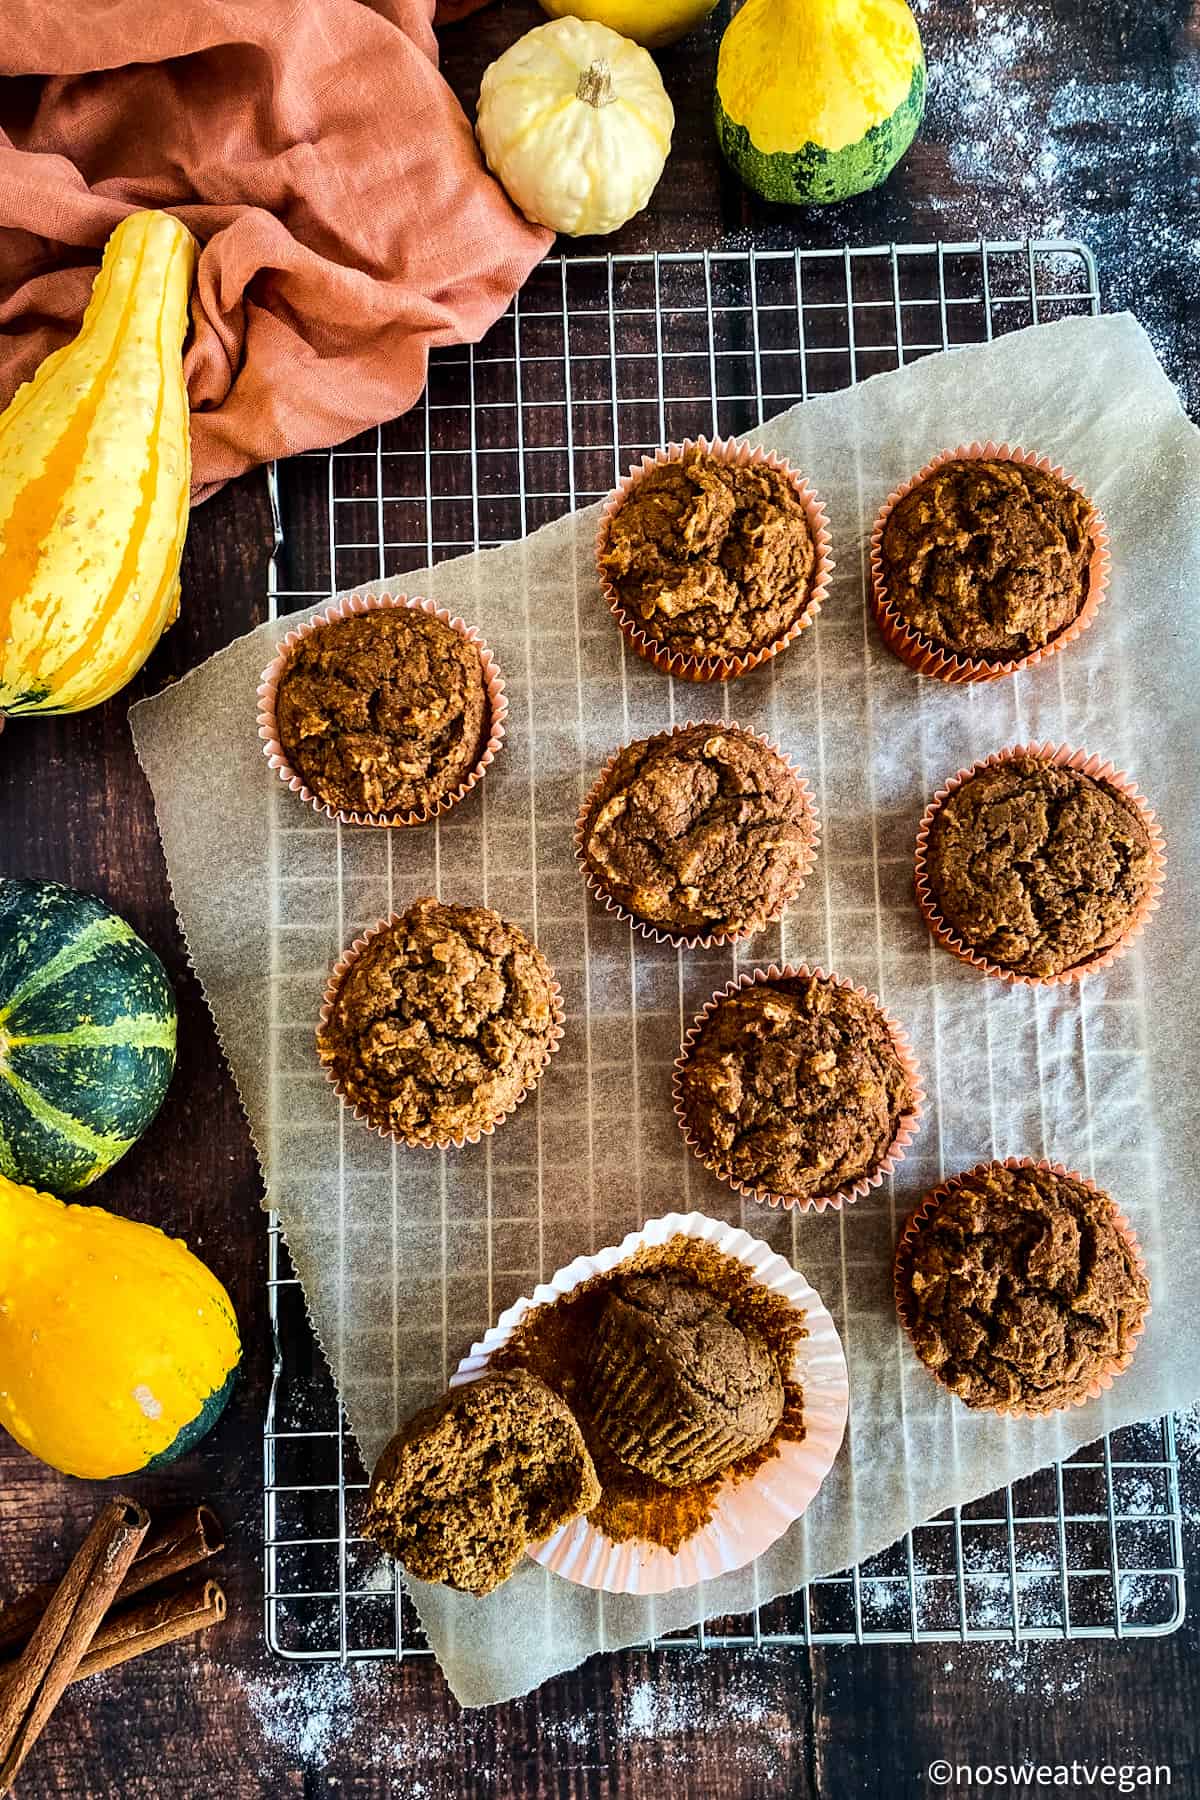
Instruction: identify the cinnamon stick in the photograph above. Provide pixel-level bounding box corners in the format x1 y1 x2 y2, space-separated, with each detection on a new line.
0 1495 148 1796
71 1577 226 1682
0 1505 223 1659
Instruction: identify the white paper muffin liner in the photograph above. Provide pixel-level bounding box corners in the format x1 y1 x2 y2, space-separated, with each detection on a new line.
450 1210 849 1596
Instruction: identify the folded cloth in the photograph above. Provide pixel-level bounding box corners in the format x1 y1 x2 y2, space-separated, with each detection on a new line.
0 0 550 502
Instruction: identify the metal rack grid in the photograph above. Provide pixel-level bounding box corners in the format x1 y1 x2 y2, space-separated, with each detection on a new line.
262 242 1186 1661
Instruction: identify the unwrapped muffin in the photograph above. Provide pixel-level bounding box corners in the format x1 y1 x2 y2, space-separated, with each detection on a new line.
317 897 560 1145
587 1272 784 1485
577 723 816 942
895 1162 1149 1415
363 1371 600 1594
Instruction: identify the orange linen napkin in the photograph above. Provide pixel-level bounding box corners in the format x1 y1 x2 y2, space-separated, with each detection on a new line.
0 0 550 503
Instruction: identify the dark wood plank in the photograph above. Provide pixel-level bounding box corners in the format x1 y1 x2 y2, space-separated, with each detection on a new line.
2 0 1197 1793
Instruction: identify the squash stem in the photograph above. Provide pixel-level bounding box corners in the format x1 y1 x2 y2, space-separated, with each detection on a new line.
576 59 615 108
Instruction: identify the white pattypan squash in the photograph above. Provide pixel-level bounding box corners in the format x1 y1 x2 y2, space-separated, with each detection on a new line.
476 18 674 238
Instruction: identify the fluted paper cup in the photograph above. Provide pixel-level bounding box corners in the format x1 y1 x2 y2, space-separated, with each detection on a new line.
316 910 564 1150
597 436 833 684
893 1157 1151 1418
574 720 820 950
257 590 508 826
868 443 1110 684
450 1210 849 1595
914 742 1166 987
673 964 925 1214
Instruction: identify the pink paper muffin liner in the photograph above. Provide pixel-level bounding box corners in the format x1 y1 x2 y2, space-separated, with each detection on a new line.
450 1209 849 1595
914 742 1167 988
673 964 926 1214
596 436 834 684
316 910 564 1150
893 1157 1151 1419
573 720 820 951
868 442 1110 684
257 589 508 827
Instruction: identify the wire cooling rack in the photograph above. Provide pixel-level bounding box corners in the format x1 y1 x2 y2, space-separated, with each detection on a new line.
262 242 1185 1661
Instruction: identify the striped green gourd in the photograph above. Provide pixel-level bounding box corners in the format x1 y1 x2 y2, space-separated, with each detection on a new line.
0 879 176 1193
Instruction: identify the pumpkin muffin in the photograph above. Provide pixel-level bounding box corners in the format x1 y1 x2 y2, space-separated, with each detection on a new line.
363 1371 600 1595
676 973 915 1204
922 756 1156 979
895 1162 1149 1415
599 448 817 662
317 898 559 1145
878 458 1094 662
578 723 815 940
273 607 489 819
586 1272 784 1486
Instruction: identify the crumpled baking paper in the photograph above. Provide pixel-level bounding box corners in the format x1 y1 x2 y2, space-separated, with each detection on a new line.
130 313 1200 1707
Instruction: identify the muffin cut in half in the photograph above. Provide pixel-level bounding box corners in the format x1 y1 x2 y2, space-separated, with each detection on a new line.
363 1371 600 1595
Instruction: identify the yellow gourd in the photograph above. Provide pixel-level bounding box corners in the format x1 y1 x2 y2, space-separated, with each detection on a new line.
0 210 195 718
0 1173 240 1479
715 0 925 205
477 19 674 238
537 0 718 49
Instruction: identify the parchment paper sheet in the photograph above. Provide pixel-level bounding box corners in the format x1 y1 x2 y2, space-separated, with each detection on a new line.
131 315 1200 1707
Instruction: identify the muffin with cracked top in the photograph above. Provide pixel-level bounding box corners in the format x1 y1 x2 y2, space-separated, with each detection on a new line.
578 723 816 943
876 456 1096 665
920 754 1157 980
895 1161 1149 1415
675 970 918 1207
317 897 560 1146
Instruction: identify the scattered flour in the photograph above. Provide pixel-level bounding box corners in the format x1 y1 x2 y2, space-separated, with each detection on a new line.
921 0 1200 395
238 1663 458 1795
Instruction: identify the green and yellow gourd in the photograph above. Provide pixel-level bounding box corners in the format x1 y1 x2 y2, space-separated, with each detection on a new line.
0 1173 240 1479
0 209 195 717
715 0 925 206
0 879 176 1194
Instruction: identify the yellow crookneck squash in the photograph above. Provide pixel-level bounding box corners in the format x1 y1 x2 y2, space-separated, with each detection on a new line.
0 1173 240 1479
0 209 195 719
715 0 926 205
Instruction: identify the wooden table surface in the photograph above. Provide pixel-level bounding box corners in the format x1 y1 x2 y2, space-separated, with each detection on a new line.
2 2 1198 1794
